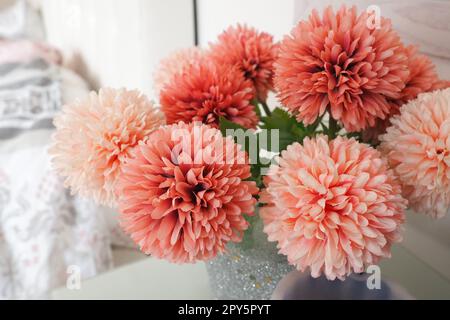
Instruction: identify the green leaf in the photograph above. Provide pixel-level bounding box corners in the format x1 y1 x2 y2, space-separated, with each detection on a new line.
260 108 301 130
259 108 308 152
219 116 246 136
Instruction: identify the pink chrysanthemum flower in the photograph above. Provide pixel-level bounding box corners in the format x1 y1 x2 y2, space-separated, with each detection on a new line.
400 46 441 103
261 135 406 280
363 46 449 144
274 5 409 132
116 122 259 263
153 47 204 98
380 88 450 219
50 88 164 207
160 61 257 129
210 24 278 101
431 79 450 91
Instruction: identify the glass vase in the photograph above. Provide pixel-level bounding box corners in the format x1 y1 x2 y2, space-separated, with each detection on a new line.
272 270 414 300
205 213 294 300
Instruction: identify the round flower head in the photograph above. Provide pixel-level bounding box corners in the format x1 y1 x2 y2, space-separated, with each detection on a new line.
153 47 204 98
210 24 278 101
261 135 406 280
363 46 448 144
116 122 259 263
380 88 450 219
400 46 441 103
275 5 409 132
160 61 257 129
50 88 164 207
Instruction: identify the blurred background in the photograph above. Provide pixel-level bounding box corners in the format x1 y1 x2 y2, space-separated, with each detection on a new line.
0 0 449 299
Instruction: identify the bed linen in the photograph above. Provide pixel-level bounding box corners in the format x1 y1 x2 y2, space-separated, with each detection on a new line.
0 57 127 299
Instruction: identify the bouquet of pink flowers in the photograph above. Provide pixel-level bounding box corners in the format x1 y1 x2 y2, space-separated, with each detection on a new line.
50 6 450 282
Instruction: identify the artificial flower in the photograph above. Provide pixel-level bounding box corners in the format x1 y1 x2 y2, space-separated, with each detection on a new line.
153 47 204 97
50 88 164 206
160 61 257 129
274 5 409 132
116 122 259 262
261 135 406 280
210 24 278 101
380 88 450 218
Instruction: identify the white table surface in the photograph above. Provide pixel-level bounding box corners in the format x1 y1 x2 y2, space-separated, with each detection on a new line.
51 242 450 300
52 250 212 300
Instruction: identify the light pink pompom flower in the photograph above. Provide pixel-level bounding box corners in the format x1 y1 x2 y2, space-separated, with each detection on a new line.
274 5 409 132
160 61 258 129
115 122 259 263
380 88 450 219
261 135 406 280
210 24 278 102
50 88 164 207
153 47 204 98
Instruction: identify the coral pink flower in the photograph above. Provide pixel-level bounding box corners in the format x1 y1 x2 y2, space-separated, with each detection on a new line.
261 135 406 280
274 6 409 132
380 88 450 219
210 24 278 101
50 88 164 207
116 122 259 263
363 46 449 144
431 79 450 91
160 61 257 129
400 46 441 103
153 47 204 97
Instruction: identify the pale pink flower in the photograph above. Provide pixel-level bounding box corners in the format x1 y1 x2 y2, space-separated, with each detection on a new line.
274 5 409 132
115 122 259 263
50 88 164 207
261 135 406 280
153 47 204 97
380 88 450 218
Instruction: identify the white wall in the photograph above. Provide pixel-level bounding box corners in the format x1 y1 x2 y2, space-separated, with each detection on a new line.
40 0 299 98
197 0 296 46
40 0 195 98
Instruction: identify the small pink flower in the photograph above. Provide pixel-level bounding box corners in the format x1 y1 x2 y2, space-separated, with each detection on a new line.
115 122 259 263
363 46 449 144
50 88 164 206
380 88 450 218
160 61 258 129
210 24 278 101
261 135 406 280
400 46 442 103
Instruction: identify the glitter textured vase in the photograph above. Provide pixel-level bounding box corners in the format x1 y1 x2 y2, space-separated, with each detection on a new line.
205 214 293 300
272 270 414 300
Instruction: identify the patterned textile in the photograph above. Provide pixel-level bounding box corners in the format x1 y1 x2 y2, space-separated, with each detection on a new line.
0 59 118 299
0 130 114 299
0 59 62 139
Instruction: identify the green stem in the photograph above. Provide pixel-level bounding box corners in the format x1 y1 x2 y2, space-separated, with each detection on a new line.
260 101 271 116
328 115 339 139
